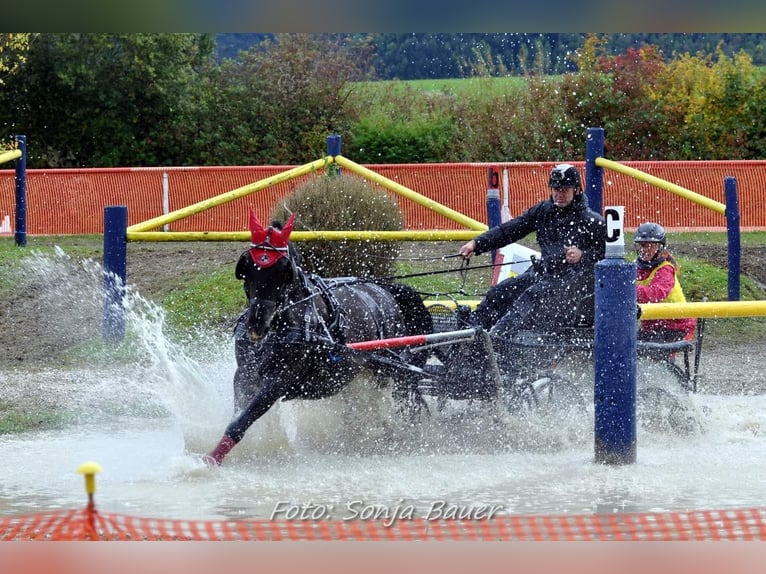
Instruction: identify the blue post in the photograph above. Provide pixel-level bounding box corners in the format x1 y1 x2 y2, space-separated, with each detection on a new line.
585 127 604 214
724 176 740 301
327 134 341 176
326 134 341 156
13 135 27 247
103 206 128 342
594 206 637 465
486 165 502 264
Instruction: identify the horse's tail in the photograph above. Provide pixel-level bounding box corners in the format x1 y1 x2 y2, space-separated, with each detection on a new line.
375 281 433 336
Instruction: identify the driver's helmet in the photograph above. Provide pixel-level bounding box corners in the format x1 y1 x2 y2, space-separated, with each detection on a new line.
633 222 666 247
548 163 582 192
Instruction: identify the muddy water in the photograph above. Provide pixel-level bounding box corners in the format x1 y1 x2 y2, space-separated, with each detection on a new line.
2 337 766 522
1 255 765 522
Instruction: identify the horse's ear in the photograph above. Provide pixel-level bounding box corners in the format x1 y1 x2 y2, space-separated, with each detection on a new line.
281 214 296 238
271 214 295 248
249 209 267 244
249 209 263 231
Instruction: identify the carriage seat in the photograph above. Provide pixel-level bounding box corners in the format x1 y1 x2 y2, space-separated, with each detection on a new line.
636 338 694 354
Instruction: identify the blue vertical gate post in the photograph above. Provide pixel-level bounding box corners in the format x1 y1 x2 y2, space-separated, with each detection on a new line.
103 206 128 341
585 127 604 213
485 165 501 264
327 134 341 176
13 135 27 247
594 206 637 464
724 176 740 301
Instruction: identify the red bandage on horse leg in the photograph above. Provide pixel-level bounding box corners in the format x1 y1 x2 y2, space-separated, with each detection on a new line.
203 435 236 466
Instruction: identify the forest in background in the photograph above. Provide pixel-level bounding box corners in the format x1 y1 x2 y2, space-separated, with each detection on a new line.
215 33 766 78
2 33 766 168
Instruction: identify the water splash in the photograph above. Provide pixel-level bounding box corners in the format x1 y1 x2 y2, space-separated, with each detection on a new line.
3 250 766 520
8 248 710 459
11 249 231 443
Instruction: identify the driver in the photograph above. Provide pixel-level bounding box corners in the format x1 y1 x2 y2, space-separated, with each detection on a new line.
459 163 607 337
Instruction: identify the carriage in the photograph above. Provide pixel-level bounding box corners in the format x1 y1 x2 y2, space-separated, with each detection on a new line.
203 213 706 465
347 299 706 433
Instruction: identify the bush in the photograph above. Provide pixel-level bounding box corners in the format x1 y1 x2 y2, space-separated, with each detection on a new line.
346 83 461 164
270 173 404 278
348 116 456 163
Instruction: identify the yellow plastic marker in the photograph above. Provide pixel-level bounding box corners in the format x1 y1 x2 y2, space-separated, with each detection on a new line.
77 461 103 506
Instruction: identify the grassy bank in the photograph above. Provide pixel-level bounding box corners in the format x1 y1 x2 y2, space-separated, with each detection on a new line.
2 232 765 340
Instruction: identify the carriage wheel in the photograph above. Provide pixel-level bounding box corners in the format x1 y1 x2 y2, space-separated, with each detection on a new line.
392 382 430 423
508 372 587 417
637 386 697 434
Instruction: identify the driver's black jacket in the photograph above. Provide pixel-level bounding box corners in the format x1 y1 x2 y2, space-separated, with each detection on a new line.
468 193 607 335
473 193 606 276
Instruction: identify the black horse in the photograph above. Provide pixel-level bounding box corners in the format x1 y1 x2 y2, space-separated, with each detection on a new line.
204 211 433 466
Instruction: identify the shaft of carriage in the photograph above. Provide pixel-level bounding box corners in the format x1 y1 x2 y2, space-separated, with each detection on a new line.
345 328 478 351
347 327 505 401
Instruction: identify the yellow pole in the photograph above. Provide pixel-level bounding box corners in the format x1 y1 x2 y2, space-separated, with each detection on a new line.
639 300 766 320
0 149 22 165
77 461 103 508
596 157 727 215
127 157 333 233
334 155 488 231
127 229 482 243
425 299 481 310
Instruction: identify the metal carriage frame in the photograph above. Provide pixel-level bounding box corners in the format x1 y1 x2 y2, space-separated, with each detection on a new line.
349 302 707 428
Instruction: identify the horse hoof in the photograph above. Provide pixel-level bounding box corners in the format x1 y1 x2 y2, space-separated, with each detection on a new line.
202 454 221 467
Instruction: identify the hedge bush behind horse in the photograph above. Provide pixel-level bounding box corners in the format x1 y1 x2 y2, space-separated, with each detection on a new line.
204 211 433 466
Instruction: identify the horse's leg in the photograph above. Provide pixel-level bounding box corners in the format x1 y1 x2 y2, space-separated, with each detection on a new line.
233 355 264 410
204 378 284 466
232 317 266 410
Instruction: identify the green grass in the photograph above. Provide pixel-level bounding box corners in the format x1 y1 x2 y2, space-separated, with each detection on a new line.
162 269 245 333
0 399 69 434
353 76 529 99
652 230 766 246
394 259 491 300
0 235 103 294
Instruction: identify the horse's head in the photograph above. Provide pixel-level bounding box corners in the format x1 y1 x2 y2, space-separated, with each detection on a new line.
236 210 297 343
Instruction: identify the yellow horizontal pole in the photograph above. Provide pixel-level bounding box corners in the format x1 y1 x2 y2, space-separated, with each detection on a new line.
425 299 480 310
334 155 488 232
425 300 766 321
423 300 766 322
596 157 727 215
0 149 22 165
127 229 482 243
127 157 333 233
128 231 250 242
639 300 766 320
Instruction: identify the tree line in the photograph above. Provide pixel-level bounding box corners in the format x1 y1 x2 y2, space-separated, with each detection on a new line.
1 33 765 169
217 33 766 79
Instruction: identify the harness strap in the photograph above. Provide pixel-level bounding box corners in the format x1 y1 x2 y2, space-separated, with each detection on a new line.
303 273 348 344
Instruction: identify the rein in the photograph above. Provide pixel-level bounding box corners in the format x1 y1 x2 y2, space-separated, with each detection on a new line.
377 257 534 282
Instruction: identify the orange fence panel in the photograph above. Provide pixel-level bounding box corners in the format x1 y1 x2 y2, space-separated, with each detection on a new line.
2 161 766 236
3 505 766 541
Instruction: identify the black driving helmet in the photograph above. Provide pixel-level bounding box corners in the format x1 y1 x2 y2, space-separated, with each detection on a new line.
634 222 667 264
633 222 667 247
548 163 582 192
